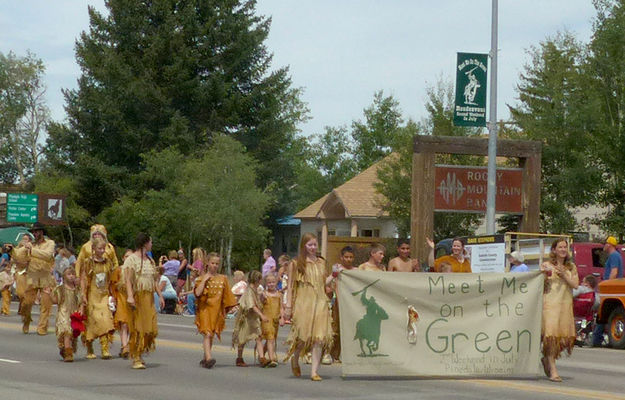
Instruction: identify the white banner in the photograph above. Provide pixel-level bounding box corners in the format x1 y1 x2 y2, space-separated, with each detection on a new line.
338 270 543 377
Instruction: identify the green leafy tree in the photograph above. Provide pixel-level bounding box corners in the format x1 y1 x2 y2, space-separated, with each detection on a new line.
46 0 307 218
352 90 406 171
100 136 270 273
375 79 482 240
0 51 49 186
588 0 625 236
510 32 601 233
292 126 358 211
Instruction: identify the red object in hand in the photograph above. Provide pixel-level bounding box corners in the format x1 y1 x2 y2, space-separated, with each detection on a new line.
70 312 87 338
332 271 339 278
545 269 552 277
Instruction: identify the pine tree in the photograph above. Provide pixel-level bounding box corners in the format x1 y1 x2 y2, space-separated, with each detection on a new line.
46 0 306 216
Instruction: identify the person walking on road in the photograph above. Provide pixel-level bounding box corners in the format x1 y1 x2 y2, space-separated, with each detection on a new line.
48 266 82 362
20 222 55 335
284 233 333 381
232 270 268 367
81 236 116 360
540 238 579 382
112 249 133 358
124 233 164 369
194 252 237 369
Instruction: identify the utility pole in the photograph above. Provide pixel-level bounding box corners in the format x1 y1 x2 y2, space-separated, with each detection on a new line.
486 0 498 234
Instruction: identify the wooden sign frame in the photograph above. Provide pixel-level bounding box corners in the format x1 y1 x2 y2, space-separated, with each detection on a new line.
410 136 542 263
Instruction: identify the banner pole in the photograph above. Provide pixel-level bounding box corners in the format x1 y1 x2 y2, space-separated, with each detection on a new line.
486 0 498 234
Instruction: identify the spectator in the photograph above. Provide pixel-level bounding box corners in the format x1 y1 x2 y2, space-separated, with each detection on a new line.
54 248 72 283
0 244 11 271
176 248 188 294
161 250 180 287
181 267 200 316
508 251 529 272
592 236 623 347
155 266 178 314
191 247 207 275
261 249 276 278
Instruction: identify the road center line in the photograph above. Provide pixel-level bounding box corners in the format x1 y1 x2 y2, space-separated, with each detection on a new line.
0 358 21 364
467 379 624 400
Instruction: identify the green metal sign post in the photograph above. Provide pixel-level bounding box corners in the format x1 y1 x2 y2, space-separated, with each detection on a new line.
453 52 488 127
7 193 38 223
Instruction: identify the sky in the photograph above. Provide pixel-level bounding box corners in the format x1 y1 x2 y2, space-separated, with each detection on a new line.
0 1 598 138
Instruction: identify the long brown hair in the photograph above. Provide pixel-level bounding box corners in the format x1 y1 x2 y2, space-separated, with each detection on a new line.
296 232 317 275
549 237 574 270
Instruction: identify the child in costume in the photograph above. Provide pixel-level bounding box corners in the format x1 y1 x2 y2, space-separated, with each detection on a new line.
194 252 237 369
111 249 133 358
0 264 14 315
124 233 163 370
232 270 268 367
81 236 116 360
11 235 32 314
260 273 283 367
48 266 82 362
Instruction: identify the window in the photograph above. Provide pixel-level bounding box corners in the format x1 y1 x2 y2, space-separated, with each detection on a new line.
327 229 336 236
360 229 380 238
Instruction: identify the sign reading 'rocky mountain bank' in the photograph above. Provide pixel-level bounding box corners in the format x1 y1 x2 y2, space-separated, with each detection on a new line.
434 165 523 213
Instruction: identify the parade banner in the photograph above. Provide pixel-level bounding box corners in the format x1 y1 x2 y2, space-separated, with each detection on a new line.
338 270 543 377
453 52 488 127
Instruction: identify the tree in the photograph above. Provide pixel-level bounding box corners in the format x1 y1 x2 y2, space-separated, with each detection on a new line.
588 0 625 236
46 0 307 218
352 91 406 171
510 32 601 233
292 126 358 211
100 136 270 273
375 79 482 241
0 51 49 186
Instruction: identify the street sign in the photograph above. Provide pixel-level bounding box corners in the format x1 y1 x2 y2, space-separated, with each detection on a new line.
38 193 67 225
7 193 39 223
453 52 488 127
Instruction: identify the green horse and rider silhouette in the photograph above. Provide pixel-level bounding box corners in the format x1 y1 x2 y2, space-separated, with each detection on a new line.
352 279 389 357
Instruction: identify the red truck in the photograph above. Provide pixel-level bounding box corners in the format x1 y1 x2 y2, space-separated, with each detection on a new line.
571 243 625 284
573 242 625 348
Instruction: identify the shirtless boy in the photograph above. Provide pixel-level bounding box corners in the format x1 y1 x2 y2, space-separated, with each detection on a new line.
388 239 420 272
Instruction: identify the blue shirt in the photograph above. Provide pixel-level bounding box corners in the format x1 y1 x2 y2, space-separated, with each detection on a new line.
510 263 529 273
604 251 623 280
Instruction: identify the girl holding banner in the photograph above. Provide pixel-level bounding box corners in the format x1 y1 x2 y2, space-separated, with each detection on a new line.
284 233 333 381
540 238 579 382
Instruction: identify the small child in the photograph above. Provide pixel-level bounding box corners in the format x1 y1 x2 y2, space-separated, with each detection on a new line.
232 270 268 367
325 245 355 363
47 266 82 362
277 255 290 322
440 262 453 273
0 265 14 315
194 252 237 369
260 274 283 367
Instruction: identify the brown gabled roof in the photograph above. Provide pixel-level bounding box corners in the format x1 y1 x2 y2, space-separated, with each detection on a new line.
294 156 394 219
294 194 329 219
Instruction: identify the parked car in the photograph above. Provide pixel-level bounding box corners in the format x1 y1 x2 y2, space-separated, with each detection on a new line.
597 278 625 348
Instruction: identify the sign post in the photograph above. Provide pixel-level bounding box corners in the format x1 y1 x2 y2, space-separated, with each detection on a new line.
453 52 488 127
7 193 39 223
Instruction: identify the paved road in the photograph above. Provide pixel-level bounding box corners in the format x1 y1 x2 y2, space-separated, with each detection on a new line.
0 303 624 400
